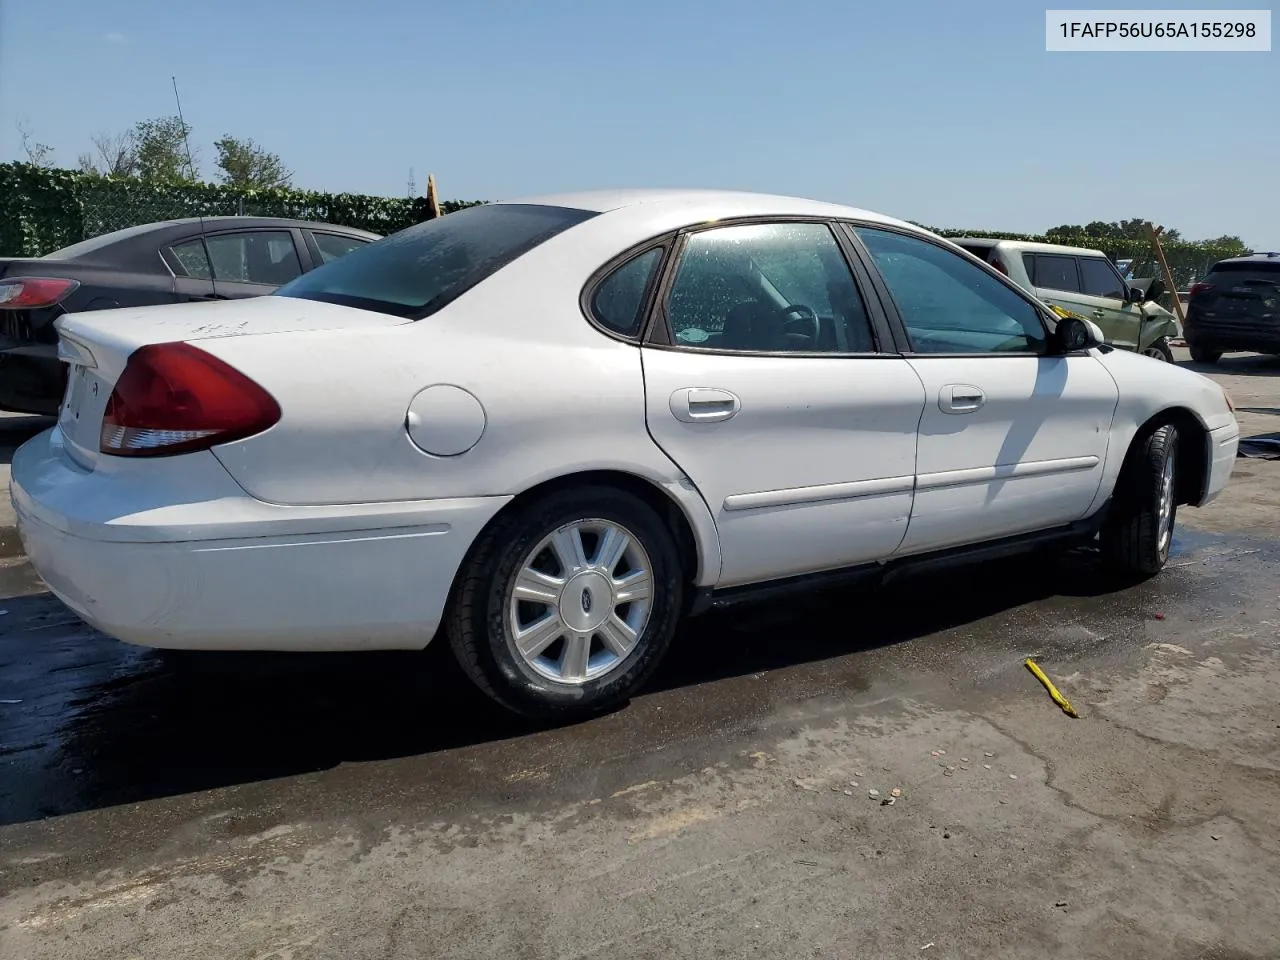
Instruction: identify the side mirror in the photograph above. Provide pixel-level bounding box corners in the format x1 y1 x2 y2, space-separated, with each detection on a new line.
1056 316 1105 352
1127 278 1167 303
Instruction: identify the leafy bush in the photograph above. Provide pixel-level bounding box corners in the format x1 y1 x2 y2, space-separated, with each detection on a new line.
0 162 484 257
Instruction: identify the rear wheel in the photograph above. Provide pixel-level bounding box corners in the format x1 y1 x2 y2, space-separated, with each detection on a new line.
446 487 683 719
1141 337 1174 363
1189 345 1221 364
1101 424 1178 580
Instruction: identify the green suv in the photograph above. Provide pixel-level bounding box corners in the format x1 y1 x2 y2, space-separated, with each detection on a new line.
952 238 1181 361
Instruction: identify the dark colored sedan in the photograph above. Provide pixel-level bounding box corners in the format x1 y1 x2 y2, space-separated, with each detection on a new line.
0 217 380 414
1184 252 1280 364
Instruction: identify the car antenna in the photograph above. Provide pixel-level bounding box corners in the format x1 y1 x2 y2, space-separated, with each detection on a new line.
171 76 216 300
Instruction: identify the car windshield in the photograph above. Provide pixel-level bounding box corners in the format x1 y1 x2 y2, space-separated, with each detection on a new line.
274 203 597 318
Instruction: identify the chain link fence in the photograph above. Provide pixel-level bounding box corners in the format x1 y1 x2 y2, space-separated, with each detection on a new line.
77 193 247 240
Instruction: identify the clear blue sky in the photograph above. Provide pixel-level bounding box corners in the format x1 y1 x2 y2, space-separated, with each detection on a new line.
1 0 1276 247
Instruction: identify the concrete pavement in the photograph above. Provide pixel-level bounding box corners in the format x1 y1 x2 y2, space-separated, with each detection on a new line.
0 352 1278 959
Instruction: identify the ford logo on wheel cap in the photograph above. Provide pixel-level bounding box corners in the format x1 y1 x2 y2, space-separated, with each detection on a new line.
580 589 593 614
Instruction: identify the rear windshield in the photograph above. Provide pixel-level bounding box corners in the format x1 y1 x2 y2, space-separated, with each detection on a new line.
42 223 162 261
275 203 597 318
1209 260 1280 277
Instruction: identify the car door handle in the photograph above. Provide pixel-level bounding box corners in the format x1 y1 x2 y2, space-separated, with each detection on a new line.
670 387 741 423
1092 309 1106 318
939 384 985 414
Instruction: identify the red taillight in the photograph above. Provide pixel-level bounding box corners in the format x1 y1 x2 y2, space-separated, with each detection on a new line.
0 277 80 309
1189 282 1213 297
99 342 281 457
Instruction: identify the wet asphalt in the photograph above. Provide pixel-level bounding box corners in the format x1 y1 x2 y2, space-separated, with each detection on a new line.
0 518 1263 859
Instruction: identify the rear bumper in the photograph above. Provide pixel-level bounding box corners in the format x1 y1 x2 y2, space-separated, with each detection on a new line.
1184 313 1280 353
1199 423 1239 507
11 428 510 651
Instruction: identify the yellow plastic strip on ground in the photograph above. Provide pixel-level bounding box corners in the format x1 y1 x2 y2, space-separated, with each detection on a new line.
1024 658 1080 718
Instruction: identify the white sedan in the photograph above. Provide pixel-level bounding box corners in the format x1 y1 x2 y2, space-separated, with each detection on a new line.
11 190 1240 718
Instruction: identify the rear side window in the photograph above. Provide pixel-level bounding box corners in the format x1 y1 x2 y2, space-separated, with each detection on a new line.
590 247 663 337
276 204 597 318
1031 254 1080 293
171 231 301 286
171 240 212 279
313 232 370 264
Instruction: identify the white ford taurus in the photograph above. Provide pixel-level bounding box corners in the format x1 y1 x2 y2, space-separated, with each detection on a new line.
11 190 1240 718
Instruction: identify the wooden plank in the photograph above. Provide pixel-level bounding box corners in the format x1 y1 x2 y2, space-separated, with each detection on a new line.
425 174 442 219
1145 222 1187 327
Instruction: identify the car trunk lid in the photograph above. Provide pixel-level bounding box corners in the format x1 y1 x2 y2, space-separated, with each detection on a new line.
53 296 407 468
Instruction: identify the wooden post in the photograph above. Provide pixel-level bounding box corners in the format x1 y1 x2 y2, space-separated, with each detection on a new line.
1145 222 1187 327
425 174 442 219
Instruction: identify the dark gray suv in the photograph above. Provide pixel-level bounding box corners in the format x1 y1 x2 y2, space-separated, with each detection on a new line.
1184 253 1280 363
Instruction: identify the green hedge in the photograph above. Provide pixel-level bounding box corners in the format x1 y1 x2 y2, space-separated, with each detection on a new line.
0 163 1250 290
0 162 484 257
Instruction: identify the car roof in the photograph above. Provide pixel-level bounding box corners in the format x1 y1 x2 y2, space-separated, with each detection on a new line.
1210 252 1280 267
495 189 918 231
41 217 382 272
147 215 381 236
949 236 1106 258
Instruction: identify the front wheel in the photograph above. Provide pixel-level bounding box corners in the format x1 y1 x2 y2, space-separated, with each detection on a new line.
445 487 684 720
1101 424 1178 580
1141 337 1174 363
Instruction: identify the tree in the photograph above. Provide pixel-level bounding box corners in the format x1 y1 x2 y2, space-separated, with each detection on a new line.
133 116 197 182
1046 219 1181 242
78 130 139 177
16 120 53 167
214 135 292 189
1204 235 1250 257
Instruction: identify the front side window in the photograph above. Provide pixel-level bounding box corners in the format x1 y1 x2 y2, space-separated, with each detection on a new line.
276 203 597 319
590 247 663 337
663 221 875 353
855 227 1047 355
1078 257 1127 299
1031 254 1081 293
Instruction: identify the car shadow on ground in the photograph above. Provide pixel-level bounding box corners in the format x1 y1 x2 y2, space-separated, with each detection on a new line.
0 542 1182 827
1176 354 1280 378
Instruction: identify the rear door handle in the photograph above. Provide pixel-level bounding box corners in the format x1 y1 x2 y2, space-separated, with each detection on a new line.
1092 309 1106 318
670 387 741 423
939 383 985 414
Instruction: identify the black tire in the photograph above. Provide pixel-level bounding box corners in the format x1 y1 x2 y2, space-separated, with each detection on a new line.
1189 345 1221 364
1100 424 1178 580
1141 337 1174 363
445 486 684 720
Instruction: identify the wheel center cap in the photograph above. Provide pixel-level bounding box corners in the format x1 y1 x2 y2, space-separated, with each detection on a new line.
561 571 611 632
